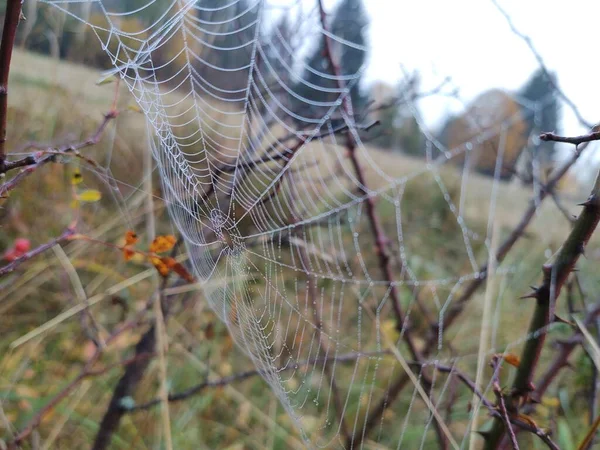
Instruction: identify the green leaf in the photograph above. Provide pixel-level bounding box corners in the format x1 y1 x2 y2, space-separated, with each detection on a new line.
558 418 575 450
127 104 142 113
575 316 600 371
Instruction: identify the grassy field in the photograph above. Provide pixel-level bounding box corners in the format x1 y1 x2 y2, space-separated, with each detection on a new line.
1 50 598 449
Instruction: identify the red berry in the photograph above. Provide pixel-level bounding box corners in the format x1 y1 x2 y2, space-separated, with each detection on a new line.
3 250 17 261
13 238 31 254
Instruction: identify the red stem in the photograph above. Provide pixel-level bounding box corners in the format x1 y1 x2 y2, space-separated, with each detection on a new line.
316 0 419 359
314 3 450 449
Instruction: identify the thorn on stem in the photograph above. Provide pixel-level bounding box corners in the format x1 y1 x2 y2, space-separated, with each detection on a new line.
521 286 540 299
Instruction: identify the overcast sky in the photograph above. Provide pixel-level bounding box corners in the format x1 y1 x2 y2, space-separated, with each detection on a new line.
357 0 599 139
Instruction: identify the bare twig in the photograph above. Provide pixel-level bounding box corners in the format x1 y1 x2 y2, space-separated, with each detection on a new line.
0 111 118 196
316 1 419 358
540 131 600 146
434 363 557 449
578 414 600 450
435 142 587 347
91 305 162 450
0 0 23 167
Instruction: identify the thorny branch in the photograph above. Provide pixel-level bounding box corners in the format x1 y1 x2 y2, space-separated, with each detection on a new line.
433 363 558 449
358 132 590 444
485 161 600 448
317 0 419 362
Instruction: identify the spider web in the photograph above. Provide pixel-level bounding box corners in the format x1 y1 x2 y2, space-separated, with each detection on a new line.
40 0 569 447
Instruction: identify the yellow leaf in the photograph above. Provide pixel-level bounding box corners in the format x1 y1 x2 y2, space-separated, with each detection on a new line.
130 252 145 264
541 397 560 408
150 255 170 277
77 189 102 203
219 362 232 377
70 199 80 209
127 104 142 113
503 353 521 368
149 235 176 254
381 319 400 343
96 74 116 86
71 169 83 185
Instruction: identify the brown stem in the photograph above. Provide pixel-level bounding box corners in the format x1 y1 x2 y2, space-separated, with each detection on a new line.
92 244 183 450
491 355 520 450
435 363 556 449
0 0 22 167
314 3 450 448
540 131 600 146
485 170 600 449
91 320 159 450
316 2 417 355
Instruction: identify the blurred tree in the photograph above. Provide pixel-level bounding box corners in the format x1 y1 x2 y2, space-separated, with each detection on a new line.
293 0 368 119
367 78 424 156
440 89 528 180
516 68 559 183
255 15 294 116
190 0 259 99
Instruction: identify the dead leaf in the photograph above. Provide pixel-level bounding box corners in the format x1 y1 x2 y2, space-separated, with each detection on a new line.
123 247 135 261
125 230 138 246
503 353 521 368
149 235 176 254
